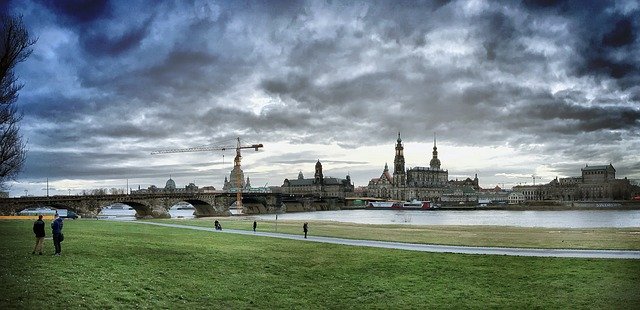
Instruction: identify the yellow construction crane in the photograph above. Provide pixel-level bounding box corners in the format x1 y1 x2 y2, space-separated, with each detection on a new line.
151 137 263 212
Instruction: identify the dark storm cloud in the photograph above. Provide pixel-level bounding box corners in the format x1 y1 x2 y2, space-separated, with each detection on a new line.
5 0 640 194
40 0 111 25
82 17 153 56
518 101 640 133
602 18 635 47
554 2 640 84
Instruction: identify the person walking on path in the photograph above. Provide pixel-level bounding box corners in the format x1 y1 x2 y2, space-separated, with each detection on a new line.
253 221 257 232
51 214 64 256
303 222 308 239
32 215 45 255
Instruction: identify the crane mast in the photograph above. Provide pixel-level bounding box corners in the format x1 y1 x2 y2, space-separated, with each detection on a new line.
233 138 243 210
151 137 263 213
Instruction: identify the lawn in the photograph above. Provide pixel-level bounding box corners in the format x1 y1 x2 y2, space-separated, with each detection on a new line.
1 219 639 309
153 217 640 250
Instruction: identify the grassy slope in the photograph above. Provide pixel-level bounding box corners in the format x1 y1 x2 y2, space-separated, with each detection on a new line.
1 220 638 309
154 217 640 250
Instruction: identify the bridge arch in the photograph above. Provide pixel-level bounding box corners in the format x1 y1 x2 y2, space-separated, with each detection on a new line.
178 199 220 217
114 201 154 218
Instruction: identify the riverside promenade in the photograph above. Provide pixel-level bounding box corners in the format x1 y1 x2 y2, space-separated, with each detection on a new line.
134 221 640 260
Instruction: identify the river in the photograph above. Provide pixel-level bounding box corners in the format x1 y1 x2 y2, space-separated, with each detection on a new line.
97 206 640 228
254 209 640 228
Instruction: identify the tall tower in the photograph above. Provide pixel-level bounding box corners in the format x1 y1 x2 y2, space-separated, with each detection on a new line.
314 159 324 185
429 133 441 170
393 132 406 187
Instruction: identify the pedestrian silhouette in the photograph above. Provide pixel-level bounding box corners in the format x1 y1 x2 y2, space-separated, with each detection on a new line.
214 220 222 230
303 222 308 238
32 215 45 255
51 213 64 256
253 220 257 232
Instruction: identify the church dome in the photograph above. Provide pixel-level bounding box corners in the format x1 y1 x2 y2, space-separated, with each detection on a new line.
165 177 176 190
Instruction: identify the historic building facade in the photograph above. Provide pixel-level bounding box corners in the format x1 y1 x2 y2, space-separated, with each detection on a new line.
223 161 248 191
511 164 635 202
281 160 354 198
368 133 477 201
367 163 394 199
131 176 211 194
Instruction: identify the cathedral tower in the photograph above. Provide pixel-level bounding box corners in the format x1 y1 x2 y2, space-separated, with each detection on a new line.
314 159 324 185
393 132 406 187
430 133 441 170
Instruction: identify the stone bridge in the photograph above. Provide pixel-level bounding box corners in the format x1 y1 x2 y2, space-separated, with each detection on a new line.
0 192 346 218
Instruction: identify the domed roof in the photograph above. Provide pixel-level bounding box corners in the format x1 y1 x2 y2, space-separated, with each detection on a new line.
165 177 176 189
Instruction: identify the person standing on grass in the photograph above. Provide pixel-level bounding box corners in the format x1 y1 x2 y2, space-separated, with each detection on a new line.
32 215 45 255
51 213 64 256
303 222 308 239
253 221 257 232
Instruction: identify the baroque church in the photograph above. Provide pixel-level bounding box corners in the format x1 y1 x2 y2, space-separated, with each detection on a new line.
222 149 252 191
368 133 474 201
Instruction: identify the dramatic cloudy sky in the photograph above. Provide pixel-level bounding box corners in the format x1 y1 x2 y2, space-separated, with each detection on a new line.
3 0 639 197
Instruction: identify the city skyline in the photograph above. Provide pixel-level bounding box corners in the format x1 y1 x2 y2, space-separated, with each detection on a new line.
3 1 639 197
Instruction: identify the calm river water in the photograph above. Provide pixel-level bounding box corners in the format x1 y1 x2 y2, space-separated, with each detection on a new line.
97 206 640 228
254 209 640 228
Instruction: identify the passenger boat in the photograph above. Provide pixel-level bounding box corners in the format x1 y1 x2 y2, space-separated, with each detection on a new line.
367 201 395 208
368 200 434 210
394 200 434 210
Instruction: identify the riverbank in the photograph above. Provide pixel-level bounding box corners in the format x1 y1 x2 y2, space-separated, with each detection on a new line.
345 201 640 211
1 220 638 309
150 218 640 250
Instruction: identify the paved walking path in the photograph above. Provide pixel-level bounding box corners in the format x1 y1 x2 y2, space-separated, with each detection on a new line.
134 221 640 259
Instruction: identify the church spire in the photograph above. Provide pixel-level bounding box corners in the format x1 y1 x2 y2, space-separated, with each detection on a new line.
394 132 405 175
430 132 441 170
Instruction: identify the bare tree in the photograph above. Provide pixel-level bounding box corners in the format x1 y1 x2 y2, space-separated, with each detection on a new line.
0 14 36 188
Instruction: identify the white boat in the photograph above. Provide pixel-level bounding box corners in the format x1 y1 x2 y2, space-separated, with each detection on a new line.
102 204 134 210
396 200 433 210
402 200 426 209
368 201 395 208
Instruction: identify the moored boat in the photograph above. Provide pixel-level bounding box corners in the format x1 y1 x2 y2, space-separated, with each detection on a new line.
401 200 432 209
368 201 395 208
368 200 435 210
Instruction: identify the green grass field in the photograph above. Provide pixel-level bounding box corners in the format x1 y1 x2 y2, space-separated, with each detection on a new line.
1 219 639 309
154 217 640 250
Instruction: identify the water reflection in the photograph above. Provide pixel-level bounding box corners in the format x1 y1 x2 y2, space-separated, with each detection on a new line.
255 209 640 228
97 203 136 221
97 202 196 220
168 203 196 219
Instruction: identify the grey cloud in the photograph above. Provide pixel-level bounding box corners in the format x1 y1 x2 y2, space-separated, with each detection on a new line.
82 17 153 56
6 0 640 194
40 0 112 25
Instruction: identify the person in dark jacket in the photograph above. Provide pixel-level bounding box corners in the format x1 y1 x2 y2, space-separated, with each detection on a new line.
32 215 45 255
51 213 64 256
253 221 257 232
303 222 308 239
